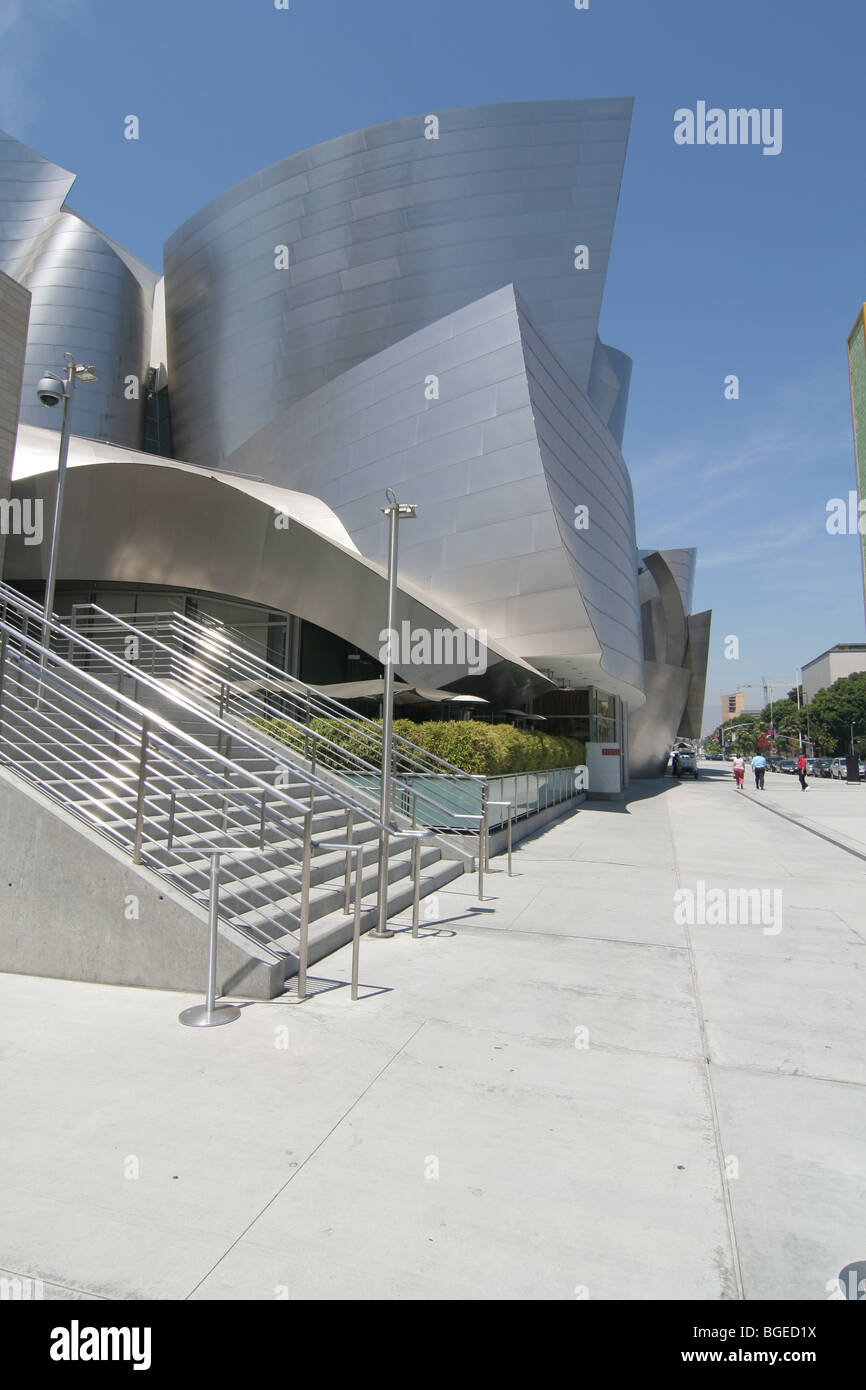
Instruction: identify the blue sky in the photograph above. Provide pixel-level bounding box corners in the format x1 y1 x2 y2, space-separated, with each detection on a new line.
3 0 865 731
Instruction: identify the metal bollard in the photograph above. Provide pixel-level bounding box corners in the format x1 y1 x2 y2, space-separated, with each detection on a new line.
411 836 422 937
343 809 354 915
351 844 364 1001
178 852 241 1028
297 809 313 1000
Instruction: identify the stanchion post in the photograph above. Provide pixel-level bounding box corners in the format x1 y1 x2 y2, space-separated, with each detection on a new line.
351 844 363 1001
411 835 422 937
343 808 354 915
478 784 488 901
179 851 241 1028
297 808 313 1000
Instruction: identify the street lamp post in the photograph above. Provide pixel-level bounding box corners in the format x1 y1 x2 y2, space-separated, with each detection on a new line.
761 676 775 746
37 353 98 631
372 489 417 939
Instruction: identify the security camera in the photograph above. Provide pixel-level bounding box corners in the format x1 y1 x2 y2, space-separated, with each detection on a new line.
36 372 65 407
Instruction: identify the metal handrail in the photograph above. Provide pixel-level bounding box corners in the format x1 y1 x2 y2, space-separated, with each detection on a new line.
0 588 402 831
0 601 430 986
63 601 488 840
0 581 485 904
485 800 514 877
0 585 578 976
70 600 488 791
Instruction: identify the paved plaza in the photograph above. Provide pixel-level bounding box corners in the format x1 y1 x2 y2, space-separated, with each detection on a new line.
1 765 864 1301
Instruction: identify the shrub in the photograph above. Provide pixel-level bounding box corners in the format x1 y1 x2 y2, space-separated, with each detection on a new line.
253 712 585 776
391 720 585 774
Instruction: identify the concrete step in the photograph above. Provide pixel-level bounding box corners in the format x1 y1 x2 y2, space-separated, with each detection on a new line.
288 854 467 974
232 842 444 934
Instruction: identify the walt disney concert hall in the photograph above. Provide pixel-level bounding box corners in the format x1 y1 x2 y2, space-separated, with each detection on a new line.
0 99 709 793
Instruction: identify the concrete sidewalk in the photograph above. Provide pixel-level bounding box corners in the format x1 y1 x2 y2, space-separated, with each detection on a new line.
1 767 864 1301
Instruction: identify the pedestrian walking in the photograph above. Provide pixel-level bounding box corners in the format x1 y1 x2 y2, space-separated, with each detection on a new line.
752 752 767 790
733 754 745 790
797 752 808 790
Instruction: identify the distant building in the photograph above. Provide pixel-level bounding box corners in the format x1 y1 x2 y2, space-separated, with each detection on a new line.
847 306 866 619
802 644 866 703
721 691 745 723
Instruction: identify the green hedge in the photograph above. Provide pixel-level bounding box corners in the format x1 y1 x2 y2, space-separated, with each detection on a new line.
254 714 585 777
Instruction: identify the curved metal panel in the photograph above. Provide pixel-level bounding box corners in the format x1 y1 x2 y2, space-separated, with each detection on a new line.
7 428 547 703
642 550 687 668
587 337 632 447
16 211 152 449
628 662 692 778
680 609 711 738
0 129 75 281
164 99 634 466
226 284 646 706
0 270 30 574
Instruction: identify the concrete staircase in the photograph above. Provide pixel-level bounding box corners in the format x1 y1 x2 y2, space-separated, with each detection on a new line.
0 602 469 994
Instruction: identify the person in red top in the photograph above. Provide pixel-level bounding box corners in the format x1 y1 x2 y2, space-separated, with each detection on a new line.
797 752 808 790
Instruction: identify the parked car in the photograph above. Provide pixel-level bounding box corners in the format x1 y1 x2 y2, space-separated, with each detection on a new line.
830 757 865 780
778 760 797 774
767 757 784 773
673 748 698 779
816 758 833 777
704 752 723 761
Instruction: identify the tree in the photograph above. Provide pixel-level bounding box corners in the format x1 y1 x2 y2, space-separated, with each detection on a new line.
808 671 866 755
759 697 801 735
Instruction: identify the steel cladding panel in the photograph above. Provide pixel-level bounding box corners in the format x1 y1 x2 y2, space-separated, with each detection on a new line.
0 132 152 451
164 99 633 467
16 212 151 449
226 284 645 698
0 270 31 572
0 130 75 281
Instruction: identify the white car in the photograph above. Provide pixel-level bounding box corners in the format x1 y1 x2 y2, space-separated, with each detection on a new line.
831 757 865 779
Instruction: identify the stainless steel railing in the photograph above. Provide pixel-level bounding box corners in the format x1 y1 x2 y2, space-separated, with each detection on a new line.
0 592 433 996
0 584 582 942
65 603 497 884
66 601 488 830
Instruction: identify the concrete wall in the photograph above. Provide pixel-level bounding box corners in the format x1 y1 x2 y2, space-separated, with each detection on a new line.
0 769 285 998
0 270 30 574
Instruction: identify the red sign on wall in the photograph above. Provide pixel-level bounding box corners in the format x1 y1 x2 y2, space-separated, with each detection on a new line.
601 748 621 756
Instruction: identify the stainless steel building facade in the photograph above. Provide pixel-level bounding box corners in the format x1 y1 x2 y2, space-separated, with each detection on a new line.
0 131 154 451
1 102 710 780
164 100 635 468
